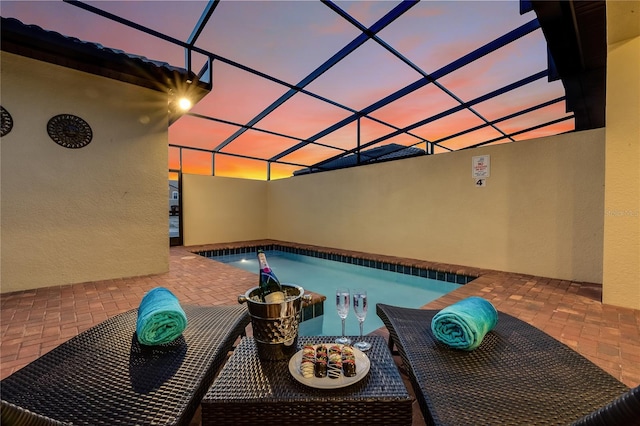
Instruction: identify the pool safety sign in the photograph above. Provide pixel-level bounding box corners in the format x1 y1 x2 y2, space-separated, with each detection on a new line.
472 155 490 187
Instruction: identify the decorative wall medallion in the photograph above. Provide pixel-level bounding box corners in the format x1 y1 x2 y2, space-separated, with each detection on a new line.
1 106 13 137
47 114 93 149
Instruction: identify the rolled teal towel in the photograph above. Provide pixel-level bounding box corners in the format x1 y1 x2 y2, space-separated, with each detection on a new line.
136 287 187 346
431 296 498 351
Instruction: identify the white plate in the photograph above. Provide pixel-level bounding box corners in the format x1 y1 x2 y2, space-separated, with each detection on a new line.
288 344 371 389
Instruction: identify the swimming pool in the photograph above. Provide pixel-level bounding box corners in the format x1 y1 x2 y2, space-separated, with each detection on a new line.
208 249 463 337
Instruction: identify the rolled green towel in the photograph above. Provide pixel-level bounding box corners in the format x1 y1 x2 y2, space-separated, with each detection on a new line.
136 287 187 346
431 296 498 351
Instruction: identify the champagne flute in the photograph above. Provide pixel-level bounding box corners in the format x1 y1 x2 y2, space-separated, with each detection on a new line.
335 288 351 345
352 288 371 351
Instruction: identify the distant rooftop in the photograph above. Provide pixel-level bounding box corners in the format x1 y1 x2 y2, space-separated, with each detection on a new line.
294 143 425 175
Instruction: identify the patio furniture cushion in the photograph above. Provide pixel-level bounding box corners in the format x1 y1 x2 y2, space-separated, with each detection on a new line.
377 303 635 426
1 304 250 426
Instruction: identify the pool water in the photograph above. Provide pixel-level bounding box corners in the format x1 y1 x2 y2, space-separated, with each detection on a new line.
211 250 461 337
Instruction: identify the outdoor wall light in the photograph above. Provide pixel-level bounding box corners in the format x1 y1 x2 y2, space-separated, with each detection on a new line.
166 74 210 125
178 97 192 111
167 89 194 116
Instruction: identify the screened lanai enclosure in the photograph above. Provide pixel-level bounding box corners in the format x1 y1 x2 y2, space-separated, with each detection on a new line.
2 0 606 245
2 0 605 181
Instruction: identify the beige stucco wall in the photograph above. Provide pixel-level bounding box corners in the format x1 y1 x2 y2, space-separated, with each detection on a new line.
602 1 640 309
183 130 605 283
1 52 169 293
182 174 268 246
267 130 605 283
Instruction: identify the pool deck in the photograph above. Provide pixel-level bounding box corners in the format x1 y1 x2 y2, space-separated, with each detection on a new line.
1 240 639 425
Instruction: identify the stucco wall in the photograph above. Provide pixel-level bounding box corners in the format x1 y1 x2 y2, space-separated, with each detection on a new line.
602 1 640 309
182 130 605 283
267 130 605 283
1 52 169 293
182 174 268 246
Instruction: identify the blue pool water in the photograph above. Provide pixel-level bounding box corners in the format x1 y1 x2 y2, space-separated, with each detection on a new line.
211 250 461 337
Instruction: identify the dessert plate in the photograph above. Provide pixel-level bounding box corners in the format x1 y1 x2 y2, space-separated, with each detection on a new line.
288 344 370 389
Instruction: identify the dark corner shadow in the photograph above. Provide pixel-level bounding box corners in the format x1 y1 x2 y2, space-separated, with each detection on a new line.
128 333 187 394
577 282 604 303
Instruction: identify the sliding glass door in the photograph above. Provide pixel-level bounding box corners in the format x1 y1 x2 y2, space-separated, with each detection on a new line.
169 170 182 246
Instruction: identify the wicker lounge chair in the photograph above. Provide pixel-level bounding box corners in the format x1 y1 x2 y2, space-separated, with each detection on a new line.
376 303 640 426
1 304 250 426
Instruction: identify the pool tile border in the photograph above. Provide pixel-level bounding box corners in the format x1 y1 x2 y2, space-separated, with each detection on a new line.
192 242 477 285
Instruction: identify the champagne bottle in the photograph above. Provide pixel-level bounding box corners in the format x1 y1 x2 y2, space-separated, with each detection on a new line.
257 250 285 303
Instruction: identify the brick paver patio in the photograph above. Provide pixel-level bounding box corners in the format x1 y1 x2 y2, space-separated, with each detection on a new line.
2 240 638 425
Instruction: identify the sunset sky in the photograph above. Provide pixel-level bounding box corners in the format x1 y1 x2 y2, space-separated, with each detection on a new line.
1 0 574 180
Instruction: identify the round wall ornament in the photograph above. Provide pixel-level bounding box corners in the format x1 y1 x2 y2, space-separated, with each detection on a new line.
1 106 14 137
47 114 93 149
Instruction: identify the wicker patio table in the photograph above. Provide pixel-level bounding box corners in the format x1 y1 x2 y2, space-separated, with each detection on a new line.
1 304 250 426
201 335 413 425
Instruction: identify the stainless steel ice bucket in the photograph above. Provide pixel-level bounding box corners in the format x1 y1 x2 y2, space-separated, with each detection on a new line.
238 284 311 361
